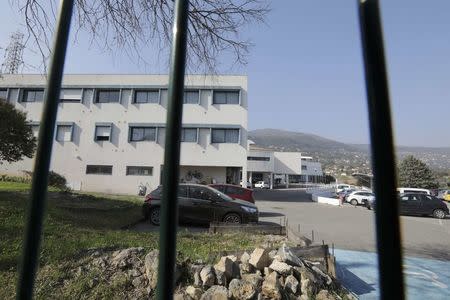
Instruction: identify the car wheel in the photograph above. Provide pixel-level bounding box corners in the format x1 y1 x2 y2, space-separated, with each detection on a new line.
150 207 161 225
433 209 446 219
223 213 242 224
350 199 358 206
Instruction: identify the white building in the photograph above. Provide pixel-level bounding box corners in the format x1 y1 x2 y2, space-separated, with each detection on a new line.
0 74 248 194
246 142 323 189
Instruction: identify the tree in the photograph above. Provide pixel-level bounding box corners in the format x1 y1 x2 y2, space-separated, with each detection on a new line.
398 155 439 189
0 100 36 163
14 0 269 71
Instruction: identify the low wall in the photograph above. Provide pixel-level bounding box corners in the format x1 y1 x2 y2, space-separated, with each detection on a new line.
312 194 341 206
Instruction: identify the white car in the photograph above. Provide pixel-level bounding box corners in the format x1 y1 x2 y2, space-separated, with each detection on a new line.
240 181 252 188
346 191 375 206
336 184 352 193
254 181 269 189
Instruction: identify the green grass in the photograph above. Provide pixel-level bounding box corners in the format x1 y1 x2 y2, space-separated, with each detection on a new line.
0 182 268 299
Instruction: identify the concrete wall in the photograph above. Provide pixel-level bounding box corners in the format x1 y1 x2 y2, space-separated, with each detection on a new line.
274 152 303 175
247 150 275 172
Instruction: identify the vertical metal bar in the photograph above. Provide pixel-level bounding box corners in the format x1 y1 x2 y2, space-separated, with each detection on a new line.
16 1 74 299
156 0 189 299
357 1 405 299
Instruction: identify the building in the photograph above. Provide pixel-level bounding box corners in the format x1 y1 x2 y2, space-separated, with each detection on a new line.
246 142 323 189
0 74 248 194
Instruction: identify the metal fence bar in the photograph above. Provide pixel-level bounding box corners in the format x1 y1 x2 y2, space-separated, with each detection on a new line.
16 1 75 299
357 1 405 299
156 0 189 299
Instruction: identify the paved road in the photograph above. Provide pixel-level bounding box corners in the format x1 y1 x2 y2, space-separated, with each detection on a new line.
254 189 450 260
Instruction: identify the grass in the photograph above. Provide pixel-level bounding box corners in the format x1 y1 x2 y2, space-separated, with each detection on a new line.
0 182 269 299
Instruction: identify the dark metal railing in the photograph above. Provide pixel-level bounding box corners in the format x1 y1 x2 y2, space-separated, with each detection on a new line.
15 0 404 299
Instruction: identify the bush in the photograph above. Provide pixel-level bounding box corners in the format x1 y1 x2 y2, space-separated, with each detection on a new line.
0 171 68 191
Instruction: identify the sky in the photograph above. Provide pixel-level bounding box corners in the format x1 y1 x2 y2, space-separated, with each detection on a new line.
1 0 449 147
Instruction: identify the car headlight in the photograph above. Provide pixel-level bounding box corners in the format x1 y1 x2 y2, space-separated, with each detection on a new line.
241 206 257 213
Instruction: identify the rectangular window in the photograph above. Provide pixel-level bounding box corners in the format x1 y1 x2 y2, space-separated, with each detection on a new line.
86 165 113 175
0 89 7 101
22 89 44 102
302 165 307 170
130 127 156 142
60 88 82 102
181 128 197 142
95 125 112 141
96 89 120 103
184 90 199 104
247 156 270 161
211 129 239 143
213 90 240 104
55 124 73 142
126 166 153 176
134 90 159 103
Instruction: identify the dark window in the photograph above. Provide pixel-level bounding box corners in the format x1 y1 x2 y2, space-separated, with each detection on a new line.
189 186 216 201
22 89 44 102
226 186 245 195
55 124 73 142
211 129 239 143
184 90 199 104
126 166 153 176
0 89 7 100
181 128 197 142
247 156 270 161
96 90 120 103
134 90 159 103
95 125 111 141
86 165 113 175
130 127 156 142
301 165 307 170
178 185 188 197
213 90 240 104
211 185 225 193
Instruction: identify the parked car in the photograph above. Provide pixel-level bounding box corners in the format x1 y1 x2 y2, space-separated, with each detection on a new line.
366 197 376 210
346 191 375 206
209 184 255 203
397 187 430 195
338 189 355 201
254 181 269 189
240 180 252 188
399 193 449 219
336 184 352 193
143 184 259 225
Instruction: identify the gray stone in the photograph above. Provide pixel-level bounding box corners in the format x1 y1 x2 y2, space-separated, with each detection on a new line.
268 250 277 260
131 276 146 288
316 289 337 300
276 244 304 267
228 278 256 300
200 265 216 287
174 293 190 300
261 271 282 300
194 271 203 287
249 248 271 270
240 252 250 264
214 256 234 279
215 269 227 286
186 285 203 300
227 255 238 262
284 275 299 295
144 250 159 289
241 273 263 291
200 285 228 300
312 265 333 285
128 268 142 277
239 262 253 275
112 247 145 269
269 260 292 276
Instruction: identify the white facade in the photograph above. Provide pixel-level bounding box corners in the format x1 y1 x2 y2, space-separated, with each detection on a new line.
0 74 248 194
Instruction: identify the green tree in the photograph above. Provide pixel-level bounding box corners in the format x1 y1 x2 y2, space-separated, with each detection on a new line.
398 155 439 189
0 100 36 163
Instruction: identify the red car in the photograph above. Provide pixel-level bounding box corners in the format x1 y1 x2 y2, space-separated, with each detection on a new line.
209 184 255 204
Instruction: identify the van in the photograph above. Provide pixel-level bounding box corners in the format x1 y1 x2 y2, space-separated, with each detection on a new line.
397 187 430 195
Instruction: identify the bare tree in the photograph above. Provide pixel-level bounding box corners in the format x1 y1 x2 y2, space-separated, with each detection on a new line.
13 0 269 72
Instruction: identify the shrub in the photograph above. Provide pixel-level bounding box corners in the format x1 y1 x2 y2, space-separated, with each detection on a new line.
48 171 68 190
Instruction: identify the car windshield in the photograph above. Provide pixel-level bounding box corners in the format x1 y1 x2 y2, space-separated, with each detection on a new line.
206 186 233 202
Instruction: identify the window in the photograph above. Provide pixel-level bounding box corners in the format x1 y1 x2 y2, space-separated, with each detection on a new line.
29 124 39 138
189 186 217 201
130 127 156 142
226 186 245 195
181 128 197 142
0 89 7 100
302 165 307 170
95 125 112 141
60 88 82 102
126 166 153 176
213 90 240 104
211 129 239 143
184 90 199 104
22 89 44 102
55 124 73 142
86 165 113 175
134 90 159 103
96 89 120 103
247 156 270 161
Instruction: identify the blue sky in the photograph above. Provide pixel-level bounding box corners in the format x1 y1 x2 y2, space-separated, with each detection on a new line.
1 0 449 147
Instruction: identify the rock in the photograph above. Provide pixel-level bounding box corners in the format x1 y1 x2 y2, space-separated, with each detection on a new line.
316 289 337 300
240 252 250 264
200 285 228 300
128 268 142 277
311 266 333 285
112 247 144 269
269 260 292 276
227 255 238 262
239 262 253 275
249 248 271 270
186 285 203 300
268 250 278 260
145 250 159 289
300 268 321 295
215 270 227 286
276 244 304 267
174 293 190 300
284 275 299 295
261 271 282 300
191 264 204 287
131 276 146 288
214 256 234 279
241 273 263 291
200 265 216 287
228 278 256 300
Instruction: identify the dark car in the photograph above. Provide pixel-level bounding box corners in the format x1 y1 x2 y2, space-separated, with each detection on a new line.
399 193 449 219
209 184 255 204
143 184 259 225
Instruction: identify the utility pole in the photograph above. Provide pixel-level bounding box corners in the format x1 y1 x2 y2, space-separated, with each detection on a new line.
1 31 25 74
